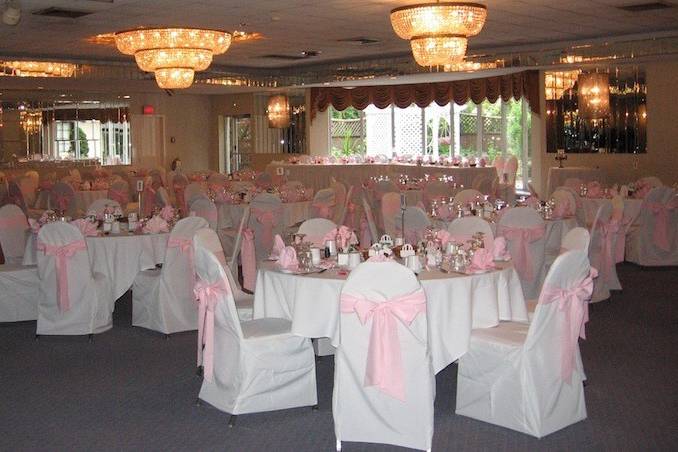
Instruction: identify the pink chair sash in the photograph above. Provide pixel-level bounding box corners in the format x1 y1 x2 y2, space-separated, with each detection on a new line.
538 268 597 382
0 215 27 229
596 219 620 280
360 217 371 247
497 224 545 280
37 239 87 312
251 207 279 253
168 236 195 287
174 184 187 216
241 229 256 291
194 278 230 382
340 288 427 401
142 187 156 217
645 201 676 252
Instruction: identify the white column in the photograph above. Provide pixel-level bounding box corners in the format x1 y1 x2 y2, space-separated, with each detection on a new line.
453 104 461 156
476 103 483 156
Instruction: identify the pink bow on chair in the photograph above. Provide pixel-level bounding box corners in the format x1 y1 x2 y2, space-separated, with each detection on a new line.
240 228 256 291
596 219 620 282
645 201 676 252
340 288 427 401
194 279 230 382
37 239 87 312
0 215 27 229
251 207 278 253
497 224 546 280
168 236 196 287
538 268 597 382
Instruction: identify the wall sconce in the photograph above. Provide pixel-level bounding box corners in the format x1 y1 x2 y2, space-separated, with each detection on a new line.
267 94 290 128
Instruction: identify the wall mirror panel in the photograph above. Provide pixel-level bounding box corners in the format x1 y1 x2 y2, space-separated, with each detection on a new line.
546 66 646 153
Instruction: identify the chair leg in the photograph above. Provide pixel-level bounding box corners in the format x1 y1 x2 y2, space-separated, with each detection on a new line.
88 334 94 343
196 366 203 377
164 334 171 340
311 404 319 411
336 440 341 451
34 334 39 341
195 398 202 406
228 415 237 428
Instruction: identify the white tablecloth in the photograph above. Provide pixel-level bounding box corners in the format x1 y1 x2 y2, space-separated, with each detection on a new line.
580 198 643 226
24 231 169 300
216 200 311 229
267 163 496 193
253 261 527 373
546 167 606 196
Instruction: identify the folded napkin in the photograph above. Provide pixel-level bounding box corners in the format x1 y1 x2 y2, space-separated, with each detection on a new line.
143 215 170 234
322 226 357 251
467 248 496 273
492 237 511 261
159 205 176 222
270 234 286 259
277 246 298 270
70 219 99 237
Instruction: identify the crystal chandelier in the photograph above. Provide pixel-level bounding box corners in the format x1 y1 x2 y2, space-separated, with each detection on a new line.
545 70 580 100
578 72 610 120
390 1 487 67
20 110 42 135
4 61 76 77
267 95 291 128
114 27 232 89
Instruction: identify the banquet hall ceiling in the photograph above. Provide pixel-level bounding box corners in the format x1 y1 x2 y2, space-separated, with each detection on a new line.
1 0 678 70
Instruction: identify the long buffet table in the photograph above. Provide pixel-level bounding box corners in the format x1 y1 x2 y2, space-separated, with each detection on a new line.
266 162 497 192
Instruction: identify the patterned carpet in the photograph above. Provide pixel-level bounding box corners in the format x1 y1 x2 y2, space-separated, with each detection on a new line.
1 263 677 451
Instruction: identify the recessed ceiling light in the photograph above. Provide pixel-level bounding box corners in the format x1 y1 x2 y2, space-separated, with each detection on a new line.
123 95 131 99
37 86 44 90
60 94 67 97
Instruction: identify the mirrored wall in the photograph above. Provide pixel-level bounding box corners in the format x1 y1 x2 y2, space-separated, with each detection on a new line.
545 66 646 153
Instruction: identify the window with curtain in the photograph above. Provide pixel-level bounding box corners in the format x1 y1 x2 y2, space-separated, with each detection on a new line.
329 98 532 188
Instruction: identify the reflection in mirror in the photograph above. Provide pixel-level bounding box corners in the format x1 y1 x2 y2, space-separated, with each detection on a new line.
546 66 646 153
0 91 131 166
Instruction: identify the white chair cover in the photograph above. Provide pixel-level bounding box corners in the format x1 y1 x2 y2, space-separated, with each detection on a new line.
156 186 171 207
502 155 518 186
472 174 495 196
447 216 494 248
312 188 336 219
380 192 401 238
193 228 252 321
333 260 434 451
361 194 379 247
374 180 399 202
184 182 206 207
18 175 37 208
456 250 592 438
86 199 121 218
36 222 113 335
453 189 483 205
0 204 29 265
562 227 590 252
195 244 317 415
249 193 283 260
556 185 585 226
496 207 547 299
190 197 218 230
108 180 131 211
298 218 337 247
589 202 621 303
331 179 347 225
625 187 677 266
49 182 77 217
564 177 584 191
132 217 208 334
493 155 505 178
396 207 431 245
0 263 39 322
552 188 577 218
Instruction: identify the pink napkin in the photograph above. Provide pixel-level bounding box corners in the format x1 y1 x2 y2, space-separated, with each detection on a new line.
467 248 496 273
322 226 357 250
492 237 511 261
586 181 603 198
160 205 176 222
70 219 99 237
270 234 286 259
143 216 170 234
277 246 298 270
435 229 452 246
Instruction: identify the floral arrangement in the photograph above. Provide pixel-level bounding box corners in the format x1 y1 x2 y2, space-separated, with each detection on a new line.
159 205 179 228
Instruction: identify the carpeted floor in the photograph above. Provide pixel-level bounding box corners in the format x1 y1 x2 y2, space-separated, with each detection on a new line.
1 263 677 451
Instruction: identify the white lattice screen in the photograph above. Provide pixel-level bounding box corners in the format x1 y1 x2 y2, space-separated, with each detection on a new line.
364 104 392 156
394 104 422 155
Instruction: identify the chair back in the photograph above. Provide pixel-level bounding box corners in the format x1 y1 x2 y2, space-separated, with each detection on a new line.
18 175 37 207
108 180 130 207
561 227 590 252
374 180 399 202
423 180 454 207
312 188 336 219
361 194 379 246
248 193 283 259
564 178 584 191
526 250 593 382
163 216 208 295
638 186 677 255
0 204 28 263
331 179 347 225
255 172 273 190
552 188 577 218
380 192 401 238
190 197 218 229
493 155 505 178
453 188 483 205
496 207 546 298
49 182 76 216
397 206 431 244
447 216 494 248
502 156 518 185
87 199 121 218
335 260 433 449
298 218 337 247
184 182 206 207
472 174 494 196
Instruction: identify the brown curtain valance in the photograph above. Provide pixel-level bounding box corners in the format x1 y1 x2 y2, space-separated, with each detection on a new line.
311 70 540 118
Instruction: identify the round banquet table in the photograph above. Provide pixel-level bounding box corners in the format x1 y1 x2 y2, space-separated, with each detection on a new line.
266 163 496 194
216 200 311 229
23 231 169 300
253 260 527 373
580 197 643 226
